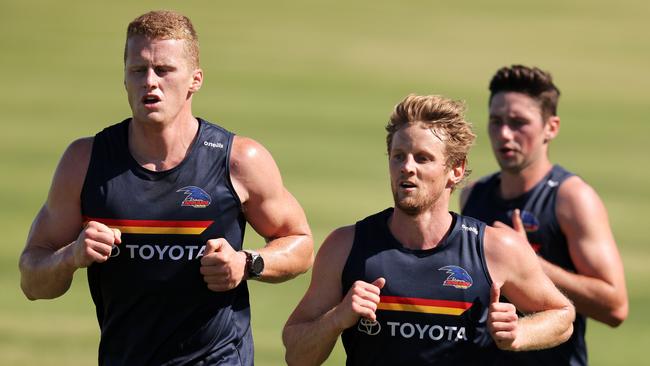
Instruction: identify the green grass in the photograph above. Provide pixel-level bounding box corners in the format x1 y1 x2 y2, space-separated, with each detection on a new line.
1 0 648 365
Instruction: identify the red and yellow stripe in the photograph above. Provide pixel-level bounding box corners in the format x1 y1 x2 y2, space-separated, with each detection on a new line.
83 217 213 235
378 296 472 316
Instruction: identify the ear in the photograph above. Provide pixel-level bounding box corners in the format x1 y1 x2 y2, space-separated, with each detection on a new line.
543 116 560 143
189 68 203 93
447 159 466 188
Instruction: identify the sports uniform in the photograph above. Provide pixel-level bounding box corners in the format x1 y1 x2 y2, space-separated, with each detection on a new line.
462 165 587 366
81 118 251 365
341 208 493 365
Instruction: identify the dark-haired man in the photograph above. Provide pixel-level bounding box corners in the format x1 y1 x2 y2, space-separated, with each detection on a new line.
461 65 628 365
19 10 313 365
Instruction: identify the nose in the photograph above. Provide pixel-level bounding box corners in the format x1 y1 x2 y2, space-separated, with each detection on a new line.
494 123 514 141
144 68 159 90
400 154 416 175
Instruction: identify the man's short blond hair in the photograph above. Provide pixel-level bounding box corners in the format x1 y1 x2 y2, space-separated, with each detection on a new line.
124 10 200 68
386 94 476 186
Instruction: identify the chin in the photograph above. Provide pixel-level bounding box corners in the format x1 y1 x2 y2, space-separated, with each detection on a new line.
394 198 425 216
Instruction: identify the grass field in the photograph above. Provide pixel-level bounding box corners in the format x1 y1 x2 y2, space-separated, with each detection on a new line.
1 0 648 365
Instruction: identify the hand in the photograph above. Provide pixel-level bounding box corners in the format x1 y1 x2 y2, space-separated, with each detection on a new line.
494 209 527 239
200 238 247 292
334 277 385 330
73 221 121 268
488 283 520 351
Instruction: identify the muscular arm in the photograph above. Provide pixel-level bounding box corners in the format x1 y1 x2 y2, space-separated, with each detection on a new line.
547 176 628 326
282 227 353 365
230 136 313 282
19 138 96 299
283 226 384 366
485 226 575 351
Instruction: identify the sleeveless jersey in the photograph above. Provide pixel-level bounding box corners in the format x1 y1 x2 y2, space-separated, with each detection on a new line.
341 208 493 365
81 118 251 366
462 165 587 366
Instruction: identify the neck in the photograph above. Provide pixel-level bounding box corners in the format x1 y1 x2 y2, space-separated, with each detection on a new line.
129 113 199 171
499 159 553 199
389 203 453 250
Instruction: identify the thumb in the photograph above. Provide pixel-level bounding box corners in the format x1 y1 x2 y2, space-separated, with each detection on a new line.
492 220 508 229
112 228 122 245
372 277 386 290
512 209 525 235
490 283 501 304
204 239 223 255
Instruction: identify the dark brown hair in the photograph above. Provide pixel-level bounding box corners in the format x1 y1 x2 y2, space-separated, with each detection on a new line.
489 65 560 120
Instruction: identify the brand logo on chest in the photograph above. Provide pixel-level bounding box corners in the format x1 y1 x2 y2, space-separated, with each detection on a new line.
439 265 473 289
177 186 212 208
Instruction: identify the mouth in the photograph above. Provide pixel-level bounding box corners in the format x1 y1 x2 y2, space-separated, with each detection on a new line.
498 147 517 156
141 94 161 107
399 181 417 189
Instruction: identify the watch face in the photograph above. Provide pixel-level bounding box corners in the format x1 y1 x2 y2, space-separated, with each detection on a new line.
251 256 264 275
247 251 264 277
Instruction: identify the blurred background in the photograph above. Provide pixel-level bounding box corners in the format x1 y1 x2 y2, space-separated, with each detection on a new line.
1 0 648 364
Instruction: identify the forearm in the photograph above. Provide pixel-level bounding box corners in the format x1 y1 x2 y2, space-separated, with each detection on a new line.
515 305 575 351
283 308 343 366
19 244 77 300
540 259 627 326
256 234 314 283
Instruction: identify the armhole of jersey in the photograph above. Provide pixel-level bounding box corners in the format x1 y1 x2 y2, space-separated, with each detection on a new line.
79 136 97 207
477 224 494 287
340 224 359 296
224 133 242 207
551 169 576 233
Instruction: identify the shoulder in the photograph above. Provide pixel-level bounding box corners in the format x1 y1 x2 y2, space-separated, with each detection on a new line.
316 225 356 264
229 136 282 203
484 225 526 254
230 136 277 176
555 175 611 238
483 225 535 285
57 137 94 182
556 175 604 220
308 225 356 289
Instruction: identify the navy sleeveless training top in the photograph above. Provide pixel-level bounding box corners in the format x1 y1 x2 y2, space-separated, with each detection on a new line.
81 118 251 366
341 208 493 365
462 165 587 366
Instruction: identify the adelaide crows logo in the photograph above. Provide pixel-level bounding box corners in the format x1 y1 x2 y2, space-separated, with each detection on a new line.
510 209 539 232
177 186 212 208
439 265 473 289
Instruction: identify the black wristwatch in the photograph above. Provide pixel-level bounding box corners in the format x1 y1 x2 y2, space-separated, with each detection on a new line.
243 250 264 279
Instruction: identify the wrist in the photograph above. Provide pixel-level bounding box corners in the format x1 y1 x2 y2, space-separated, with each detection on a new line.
242 250 264 280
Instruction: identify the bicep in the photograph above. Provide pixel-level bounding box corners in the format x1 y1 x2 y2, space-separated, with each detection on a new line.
286 227 353 325
557 179 624 284
231 137 310 240
486 228 569 314
24 139 91 252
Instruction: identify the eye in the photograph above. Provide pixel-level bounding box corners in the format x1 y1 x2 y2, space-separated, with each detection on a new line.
391 152 405 162
154 66 169 76
508 118 527 129
415 154 432 163
488 118 502 127
129 66 146 74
